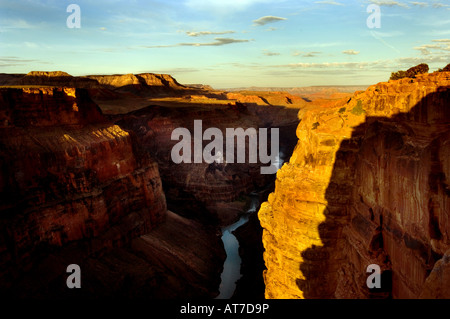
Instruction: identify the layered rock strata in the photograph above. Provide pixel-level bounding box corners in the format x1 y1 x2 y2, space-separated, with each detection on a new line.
118 103 299 225
0 87 167 292
259 72 450 298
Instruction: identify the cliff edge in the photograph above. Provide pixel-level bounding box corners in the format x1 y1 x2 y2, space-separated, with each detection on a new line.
259 71 450 298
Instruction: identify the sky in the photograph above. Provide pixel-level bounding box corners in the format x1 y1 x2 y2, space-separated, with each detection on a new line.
0 0 449 88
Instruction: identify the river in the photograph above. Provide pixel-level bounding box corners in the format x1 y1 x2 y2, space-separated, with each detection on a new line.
216 152 284 299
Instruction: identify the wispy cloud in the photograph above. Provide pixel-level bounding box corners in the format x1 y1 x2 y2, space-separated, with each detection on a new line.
296 42 344 48
369 0 409 8
293 51 322 57
342 49 360 55
263 50 280 56
0 18 35 30
184 0 270 12
0 56 50 67
253 16 287 26
143 37 250 48
277 61 375 69
414 39 450 54
315 1 344 5
432 39 450 43
370 30 400 53
431 2 450 8
410 1 428 7
370 30 404 37
186 30 236 37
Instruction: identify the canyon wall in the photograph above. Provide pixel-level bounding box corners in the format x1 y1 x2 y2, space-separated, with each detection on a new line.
0 72 303 298
0 87 167 292
117 103 299 225
259 72 450 298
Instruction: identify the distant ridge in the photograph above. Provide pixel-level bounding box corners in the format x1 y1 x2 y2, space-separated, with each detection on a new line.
224 85 370 94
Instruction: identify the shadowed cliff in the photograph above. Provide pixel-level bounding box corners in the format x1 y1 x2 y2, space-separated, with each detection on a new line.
259 71 450 299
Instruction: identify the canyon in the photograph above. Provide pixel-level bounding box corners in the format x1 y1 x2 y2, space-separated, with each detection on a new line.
0 69 448 299
0 71 302 298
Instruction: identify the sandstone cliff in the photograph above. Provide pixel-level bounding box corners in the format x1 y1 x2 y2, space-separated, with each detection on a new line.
12 71 100 89
86 73 187 94
259 71 450 298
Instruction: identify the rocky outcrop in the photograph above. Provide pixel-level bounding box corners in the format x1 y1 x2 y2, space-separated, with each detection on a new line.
12 71 100 88
85 73 187 96
259 72 450 299
0 87 167 292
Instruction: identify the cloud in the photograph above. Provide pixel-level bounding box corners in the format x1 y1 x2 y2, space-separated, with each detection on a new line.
369 0 409 8
314 1 344 5
263 50 280 56
278 62 374 69
141 67 199 74
296 42 344 48
432 39 450 43
293 51 322 57
186 30 236 37
370 30 400 53
432 2 450 8
0 56 50 67
410 1 428 7
144 37 250 48
253 16 287 26
414 39 450 54
370 30 404 37
0 18 35 30
342 49 360 55
184 0 270 12
396 56 450 65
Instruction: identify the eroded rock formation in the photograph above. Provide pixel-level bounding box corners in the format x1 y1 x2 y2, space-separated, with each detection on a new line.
0 70 306 298
117 103 299 225
259 72 450 299
0 87 167 293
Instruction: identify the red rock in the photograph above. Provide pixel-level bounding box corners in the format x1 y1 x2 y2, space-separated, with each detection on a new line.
0 87 166 290
259 72 450 299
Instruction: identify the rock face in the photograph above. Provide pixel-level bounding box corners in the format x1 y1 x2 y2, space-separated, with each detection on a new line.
12 71 100 88
0 87 167 292
117 103 299 225
259 72 450 298
85 73 187 95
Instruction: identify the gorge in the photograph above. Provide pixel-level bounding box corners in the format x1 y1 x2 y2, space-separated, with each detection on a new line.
0 69 448 299
0 71 301 298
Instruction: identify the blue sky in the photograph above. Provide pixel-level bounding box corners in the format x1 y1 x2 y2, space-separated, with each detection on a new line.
0 0 449 88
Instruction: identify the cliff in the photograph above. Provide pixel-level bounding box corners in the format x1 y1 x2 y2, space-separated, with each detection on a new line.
86 73 187 94
0 87 167 292
12 71 100 89
259 71 450 298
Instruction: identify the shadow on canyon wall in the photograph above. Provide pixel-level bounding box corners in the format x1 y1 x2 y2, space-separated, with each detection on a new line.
296 87 450 299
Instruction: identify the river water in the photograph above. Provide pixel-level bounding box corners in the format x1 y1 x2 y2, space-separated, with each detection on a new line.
216 152 284 299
